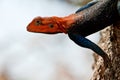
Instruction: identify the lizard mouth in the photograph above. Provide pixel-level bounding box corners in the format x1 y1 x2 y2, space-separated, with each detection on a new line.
27 25 60 34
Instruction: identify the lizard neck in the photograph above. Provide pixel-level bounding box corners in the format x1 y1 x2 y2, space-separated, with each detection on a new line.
57 14 76 34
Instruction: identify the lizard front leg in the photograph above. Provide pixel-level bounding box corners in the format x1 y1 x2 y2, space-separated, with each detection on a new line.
75 0 98 13
68 33 111 68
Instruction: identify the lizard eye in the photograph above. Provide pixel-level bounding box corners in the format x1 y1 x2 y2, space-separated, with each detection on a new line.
35 20 42 26
49 24 54 28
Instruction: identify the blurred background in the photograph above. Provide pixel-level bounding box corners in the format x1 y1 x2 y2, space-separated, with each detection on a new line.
0 0 100 80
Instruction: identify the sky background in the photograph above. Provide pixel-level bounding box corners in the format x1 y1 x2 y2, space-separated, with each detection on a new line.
0 0 100 80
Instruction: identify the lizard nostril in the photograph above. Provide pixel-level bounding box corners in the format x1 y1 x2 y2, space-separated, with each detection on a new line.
27 26 30 31
27 23 32 32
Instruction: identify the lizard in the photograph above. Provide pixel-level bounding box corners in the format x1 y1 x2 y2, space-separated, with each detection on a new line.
27 0 119 68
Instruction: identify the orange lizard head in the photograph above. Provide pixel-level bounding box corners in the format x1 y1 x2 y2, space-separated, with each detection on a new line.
27 16 67 34
27 14 75 34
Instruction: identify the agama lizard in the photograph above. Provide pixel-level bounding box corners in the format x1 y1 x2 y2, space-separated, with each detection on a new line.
27 0 119 68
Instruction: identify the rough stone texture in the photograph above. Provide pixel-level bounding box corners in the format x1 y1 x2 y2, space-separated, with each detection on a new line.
91 20 120 80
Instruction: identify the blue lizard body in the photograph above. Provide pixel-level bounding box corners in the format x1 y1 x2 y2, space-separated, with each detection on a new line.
68 0 119 67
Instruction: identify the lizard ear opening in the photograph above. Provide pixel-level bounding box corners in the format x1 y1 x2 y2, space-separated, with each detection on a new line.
48 24 54 28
